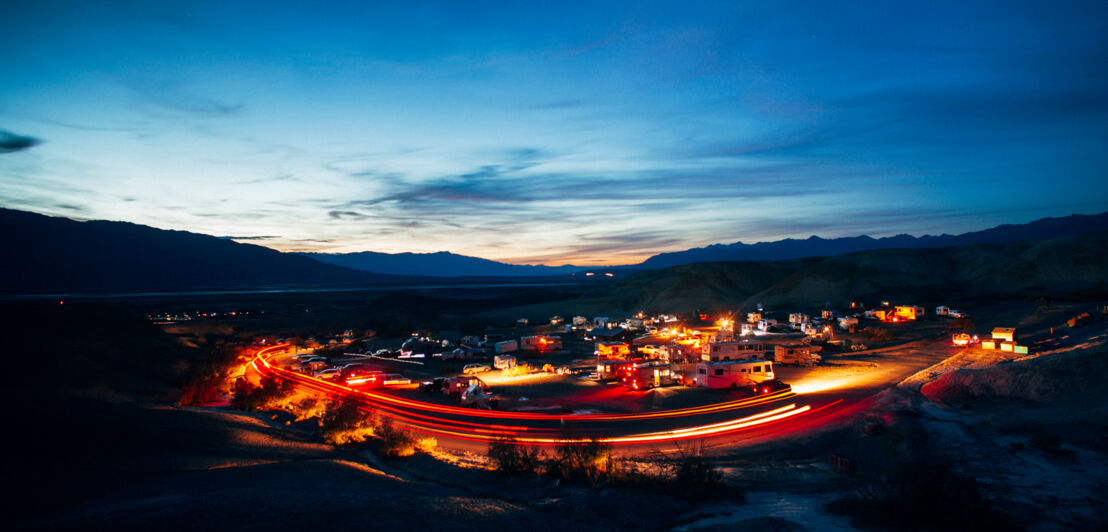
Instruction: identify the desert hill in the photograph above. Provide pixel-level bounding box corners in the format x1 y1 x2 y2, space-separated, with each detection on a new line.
587 231 1108 314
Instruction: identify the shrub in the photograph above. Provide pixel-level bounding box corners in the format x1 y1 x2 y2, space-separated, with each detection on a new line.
319 398 375 446
373 417 420 458
488 437 545 475
178 374 226 406
549 438 614 484
229 374 293 411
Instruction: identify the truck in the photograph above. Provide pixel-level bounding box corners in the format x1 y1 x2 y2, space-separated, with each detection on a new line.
693 359 775 390
460 382 501 409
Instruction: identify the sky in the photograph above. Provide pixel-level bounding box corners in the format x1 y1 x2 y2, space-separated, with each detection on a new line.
1 1 1106 266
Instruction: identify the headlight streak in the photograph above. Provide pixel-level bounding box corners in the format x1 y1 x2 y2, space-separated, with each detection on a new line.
248 346 828 446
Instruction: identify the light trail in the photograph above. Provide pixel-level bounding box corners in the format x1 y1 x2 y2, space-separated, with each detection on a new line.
247 344 833 446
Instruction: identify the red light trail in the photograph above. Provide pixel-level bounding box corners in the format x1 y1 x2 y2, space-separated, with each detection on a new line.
248 344 837 447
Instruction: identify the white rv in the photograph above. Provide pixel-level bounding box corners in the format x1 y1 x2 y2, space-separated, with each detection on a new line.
693 359 775 389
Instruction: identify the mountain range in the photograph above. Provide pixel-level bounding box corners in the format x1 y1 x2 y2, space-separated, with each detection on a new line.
304 212 1108 276
4 207 1108 295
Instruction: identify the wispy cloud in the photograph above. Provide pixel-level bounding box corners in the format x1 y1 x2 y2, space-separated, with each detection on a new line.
0 130 41 153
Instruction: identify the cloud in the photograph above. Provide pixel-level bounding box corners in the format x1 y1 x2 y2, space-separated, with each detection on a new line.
328 210 369 220
0 130 42 153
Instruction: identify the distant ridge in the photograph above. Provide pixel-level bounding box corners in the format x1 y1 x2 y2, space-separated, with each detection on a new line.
0 208 401 295
304 212 1108 276
301 250 586 277
637 212 1108 269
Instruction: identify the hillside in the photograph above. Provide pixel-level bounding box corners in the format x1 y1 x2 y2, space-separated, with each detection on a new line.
0 208 401 295
587 231 1108 314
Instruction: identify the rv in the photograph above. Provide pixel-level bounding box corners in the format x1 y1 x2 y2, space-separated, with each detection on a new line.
693 359 775 389
520 335 562 352
596 358 634 381
493 355 517 370
772 344 822 366
701 341 766 362
620 361 678 390
596 341 631 359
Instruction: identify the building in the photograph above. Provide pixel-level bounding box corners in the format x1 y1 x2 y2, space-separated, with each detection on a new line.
757 318 778 331
747 312 763 324
992 327 1016 342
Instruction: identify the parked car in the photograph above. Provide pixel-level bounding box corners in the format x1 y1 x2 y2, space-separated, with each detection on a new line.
754 379 792 395
419 378 445 394
463 363 492 375
314 368 342 381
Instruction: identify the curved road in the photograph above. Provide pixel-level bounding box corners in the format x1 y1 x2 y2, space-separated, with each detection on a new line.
247 344 858 454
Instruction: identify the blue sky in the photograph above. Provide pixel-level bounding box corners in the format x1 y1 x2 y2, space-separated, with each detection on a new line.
2 1 1106 265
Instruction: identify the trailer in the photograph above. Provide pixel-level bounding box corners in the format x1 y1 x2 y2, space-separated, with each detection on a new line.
772 344 822 366
494 340 519 354
693 359 775 389
619 361 678 390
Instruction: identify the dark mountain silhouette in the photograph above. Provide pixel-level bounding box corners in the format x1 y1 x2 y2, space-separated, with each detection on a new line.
637 212 1108 269
0 208 407 295
303 212 1108 276
302 250 586 277
591 231 1108 313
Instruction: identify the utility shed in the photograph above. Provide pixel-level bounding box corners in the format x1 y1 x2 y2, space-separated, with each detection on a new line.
992 327 1017 342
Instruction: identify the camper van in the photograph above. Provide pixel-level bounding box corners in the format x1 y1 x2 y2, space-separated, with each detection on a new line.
596 358 634 381
620 362 678 390
693 359 775 389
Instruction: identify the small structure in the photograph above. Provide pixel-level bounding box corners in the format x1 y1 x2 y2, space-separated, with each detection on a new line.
572 316 588 326
992 327 1017 343
838 316 859 330
593 316 611 328
550 316 564 326
789 313 810 325
757 318 778 331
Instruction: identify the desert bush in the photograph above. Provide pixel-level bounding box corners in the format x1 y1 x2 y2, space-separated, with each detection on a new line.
487 437 545 475
825 459 1020 531
229 374 293 411
373 417 420 458
549 438 614 484
502 363 533 377
319 398 375 446
178 374 226 406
